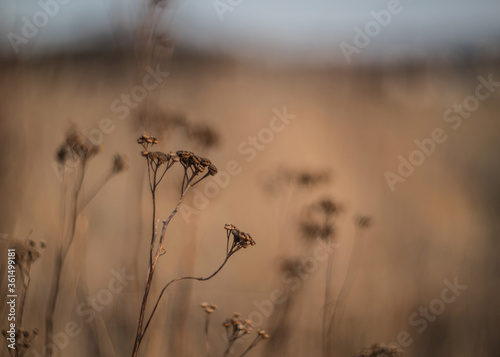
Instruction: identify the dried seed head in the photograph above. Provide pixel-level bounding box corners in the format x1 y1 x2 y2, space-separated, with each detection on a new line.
355 215 372 229
200 157 212 166
226 225 256 250
224 224 236 231
196 164 205 172
167 151 179 162
281 258 304 278
318 198 338 215
222 313 253 341
157 152 168 164
258 329 270 339
138 133 158 147
112 154 127 173
208 164 218 176
60 130 103 162
66 132 84 148
200 301 218 314
191 154 201 165
56 144 69 164
176 150 191 159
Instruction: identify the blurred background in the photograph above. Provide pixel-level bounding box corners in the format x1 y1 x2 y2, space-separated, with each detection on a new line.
1 1 500 356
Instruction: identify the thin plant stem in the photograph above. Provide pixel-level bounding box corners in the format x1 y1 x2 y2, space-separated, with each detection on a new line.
222 339 236 357
17 230 33 329
205 314 211 357
321 213 336 357
326 227 365 355
45 163 86 357
141 252 233 341
131 177 190 357
239 335 262 357
77 170 115 214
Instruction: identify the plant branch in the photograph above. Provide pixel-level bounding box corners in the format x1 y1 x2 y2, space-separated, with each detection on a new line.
141 252 233 340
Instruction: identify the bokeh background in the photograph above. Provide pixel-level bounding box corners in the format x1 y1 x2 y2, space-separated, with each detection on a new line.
1 1 500 356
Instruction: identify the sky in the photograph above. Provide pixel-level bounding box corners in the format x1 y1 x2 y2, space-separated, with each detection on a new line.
0 0 499 64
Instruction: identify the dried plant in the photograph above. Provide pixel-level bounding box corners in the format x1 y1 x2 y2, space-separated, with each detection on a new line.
131 134 254 357
264 258 304 356
200 302 218 357
305 198 341 356
262 168 331 196
326 215 373 356
222 313 253 357
222 313 256 357
354 343 403 357
2 232 45 357
199 305 268 357
2 328 39 357
46 130 126 357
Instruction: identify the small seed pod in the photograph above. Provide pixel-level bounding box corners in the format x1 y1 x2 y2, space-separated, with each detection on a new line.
196 164 205 172
200 157 212 166
208 164 218 176
224 224 236 231
157 152 168 164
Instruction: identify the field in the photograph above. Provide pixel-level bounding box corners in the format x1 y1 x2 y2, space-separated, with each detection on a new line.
1 45 500 357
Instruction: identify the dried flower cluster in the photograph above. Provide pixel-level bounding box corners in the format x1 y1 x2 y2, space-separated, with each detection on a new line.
1 235 44 357
17 239 46 268
200 302 218 314
56 131 103 164
300 221 334 241
222 313 270 356
257 329 270 340
138 133 218 193
281 257 306 278
300 197 339 242
354 343 403 357
223 313 254 341
317 198 340 215
224 224 256 255
1 328 39 355
263 168 331 195
177 150 218 192
112 154 128 173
